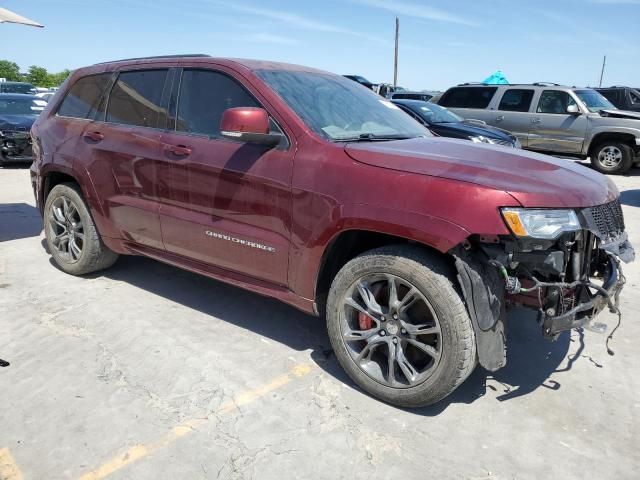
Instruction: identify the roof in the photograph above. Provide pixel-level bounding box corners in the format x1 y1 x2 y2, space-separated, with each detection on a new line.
0 81 34 86
90 55 331 75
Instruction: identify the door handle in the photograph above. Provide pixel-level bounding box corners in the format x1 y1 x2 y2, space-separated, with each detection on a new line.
83 131 104 142
496 115 504 121
164 144 192 157
531 118 541 124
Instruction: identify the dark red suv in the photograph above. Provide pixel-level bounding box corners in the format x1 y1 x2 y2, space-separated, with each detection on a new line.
30 55 634 407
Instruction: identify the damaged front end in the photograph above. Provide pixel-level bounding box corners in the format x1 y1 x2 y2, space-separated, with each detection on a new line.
453 198 634 372
0 130 33 163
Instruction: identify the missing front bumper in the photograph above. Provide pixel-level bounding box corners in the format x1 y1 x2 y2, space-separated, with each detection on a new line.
539 253 625 337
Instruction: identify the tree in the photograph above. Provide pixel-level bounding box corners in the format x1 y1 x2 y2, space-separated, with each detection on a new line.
27 65 49 86
0 60 20 81
47 69 71 87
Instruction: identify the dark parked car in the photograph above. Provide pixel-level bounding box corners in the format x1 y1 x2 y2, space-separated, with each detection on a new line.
0 94 45 165
392 99 520 147
31 55 633 407
0 81 36 94
343 74 375 90
391 92 433 102
596 87 640 112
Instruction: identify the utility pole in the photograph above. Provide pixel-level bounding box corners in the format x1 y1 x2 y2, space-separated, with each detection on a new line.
599 55 606 88
393 16 399 88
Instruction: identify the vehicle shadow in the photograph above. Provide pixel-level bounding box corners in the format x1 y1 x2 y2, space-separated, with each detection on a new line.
620 189 640 207
0 203 42 242
72 254 579 414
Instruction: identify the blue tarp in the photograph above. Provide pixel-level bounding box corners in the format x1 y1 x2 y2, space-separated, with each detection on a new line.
482 71 509 84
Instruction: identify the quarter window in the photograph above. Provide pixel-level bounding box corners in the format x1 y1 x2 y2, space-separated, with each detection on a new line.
536 90 576 114
106 70 168 128
57 74 111 119
439 87 497 109
498 89 534 112
175 69 260 137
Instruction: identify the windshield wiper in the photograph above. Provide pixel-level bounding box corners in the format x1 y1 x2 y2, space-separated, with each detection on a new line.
334 133 419 142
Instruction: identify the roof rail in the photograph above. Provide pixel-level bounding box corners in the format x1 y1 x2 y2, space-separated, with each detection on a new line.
457 82 488 86
532 82 561 87
95 54 211 65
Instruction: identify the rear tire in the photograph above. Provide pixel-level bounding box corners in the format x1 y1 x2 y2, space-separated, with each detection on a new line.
591 141 633 175
326 245 476 408
44 183 118 275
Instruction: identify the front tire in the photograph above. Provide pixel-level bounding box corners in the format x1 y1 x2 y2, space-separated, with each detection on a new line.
44 183 118 275
591 141 633 175
326 245 476 408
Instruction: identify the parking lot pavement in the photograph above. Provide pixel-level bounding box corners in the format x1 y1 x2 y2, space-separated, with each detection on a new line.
1 165 639 480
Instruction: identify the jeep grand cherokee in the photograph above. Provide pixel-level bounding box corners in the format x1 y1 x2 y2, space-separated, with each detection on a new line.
30 56 634 407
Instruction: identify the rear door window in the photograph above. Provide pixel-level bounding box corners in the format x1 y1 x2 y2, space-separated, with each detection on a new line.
106 69 169 128
57 74 112 119
536 90 576 114
439 87 497 109
174 69 261 138
498 89 534 112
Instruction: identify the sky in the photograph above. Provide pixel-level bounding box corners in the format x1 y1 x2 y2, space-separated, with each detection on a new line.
2 0 639 91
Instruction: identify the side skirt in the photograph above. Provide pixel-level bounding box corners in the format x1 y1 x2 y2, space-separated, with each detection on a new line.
120 241 317 316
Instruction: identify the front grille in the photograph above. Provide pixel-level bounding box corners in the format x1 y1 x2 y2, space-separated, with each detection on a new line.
492 139 515 147
583 199 625 241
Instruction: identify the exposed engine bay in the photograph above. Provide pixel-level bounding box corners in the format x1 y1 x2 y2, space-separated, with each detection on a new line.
453 199 634 371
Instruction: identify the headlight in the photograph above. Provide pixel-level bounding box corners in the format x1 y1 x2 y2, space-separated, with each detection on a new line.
513 138 522 149
501 208 581 239
470 135 496 144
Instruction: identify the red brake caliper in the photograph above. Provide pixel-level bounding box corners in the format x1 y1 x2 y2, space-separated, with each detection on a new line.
358 284 382 330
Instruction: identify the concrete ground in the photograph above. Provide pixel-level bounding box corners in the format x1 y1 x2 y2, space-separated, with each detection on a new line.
1 164 639 480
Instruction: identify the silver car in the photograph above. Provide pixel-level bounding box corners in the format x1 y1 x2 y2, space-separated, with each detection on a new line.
436 82 640 174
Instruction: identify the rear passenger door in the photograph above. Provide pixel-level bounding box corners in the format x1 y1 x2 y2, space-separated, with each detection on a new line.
528 90 587 154
438 86 498 124
493 88 535 147
158 67 293 286
84 68 172 250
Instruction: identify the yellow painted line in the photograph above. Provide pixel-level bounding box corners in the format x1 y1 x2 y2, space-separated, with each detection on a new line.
0 448 23 480
79 363 313 480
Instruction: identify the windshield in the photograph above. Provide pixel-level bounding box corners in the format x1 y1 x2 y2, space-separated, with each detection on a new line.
353 76 371 84
256 70 430 141
574 89 616 113
0 98 45 115
406 102 463 124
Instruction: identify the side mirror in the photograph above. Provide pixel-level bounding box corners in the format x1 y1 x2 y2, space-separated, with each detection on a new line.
220 107 281 147
567 104 581 115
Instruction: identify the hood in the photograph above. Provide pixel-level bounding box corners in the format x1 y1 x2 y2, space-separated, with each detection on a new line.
433 121 514 142
0 114 37 132
345 137 617 208
599 109 640 121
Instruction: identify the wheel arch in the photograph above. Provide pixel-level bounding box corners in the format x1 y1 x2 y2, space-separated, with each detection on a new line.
308 208 470 316
39 164 114 239
587 131 638 155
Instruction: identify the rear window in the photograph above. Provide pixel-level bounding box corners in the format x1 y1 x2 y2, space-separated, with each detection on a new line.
106 70 168 128
57 74 111 119
439 87 497 109
498 89 534 112
598 89 620 104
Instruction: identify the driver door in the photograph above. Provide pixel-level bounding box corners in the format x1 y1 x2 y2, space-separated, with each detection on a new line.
528 90 587 154
158 67 293 285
